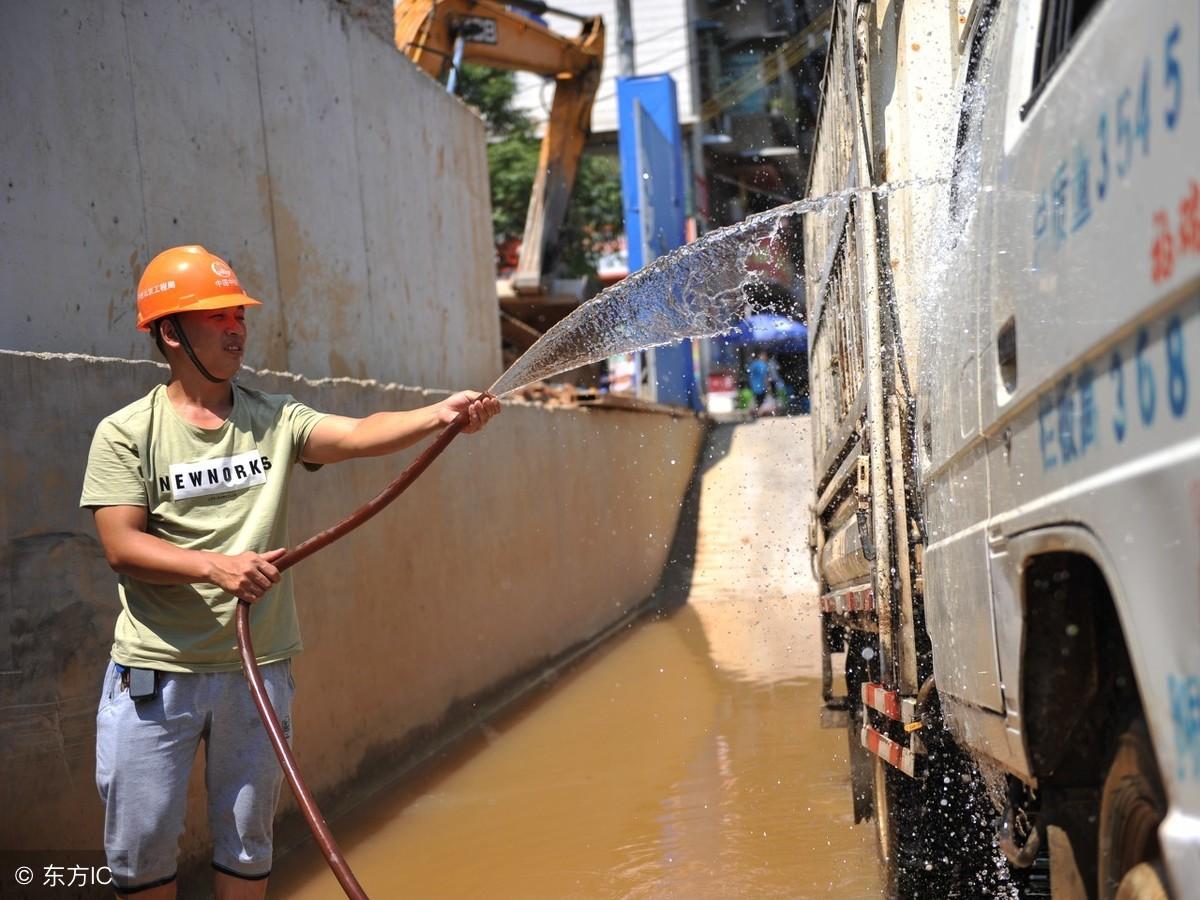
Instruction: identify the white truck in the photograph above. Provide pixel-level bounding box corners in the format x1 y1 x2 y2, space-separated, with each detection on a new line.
805 1 1200 897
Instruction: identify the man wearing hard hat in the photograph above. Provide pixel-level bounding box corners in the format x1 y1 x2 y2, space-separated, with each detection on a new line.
81 245 500 898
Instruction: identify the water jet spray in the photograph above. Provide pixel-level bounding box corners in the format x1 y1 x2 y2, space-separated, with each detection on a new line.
237 179 938 896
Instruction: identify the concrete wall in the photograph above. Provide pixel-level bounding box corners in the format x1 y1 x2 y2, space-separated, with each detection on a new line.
0 0 500 390
0 350 705 872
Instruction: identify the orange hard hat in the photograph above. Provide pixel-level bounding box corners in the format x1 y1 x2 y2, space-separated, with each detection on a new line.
136 245 262 332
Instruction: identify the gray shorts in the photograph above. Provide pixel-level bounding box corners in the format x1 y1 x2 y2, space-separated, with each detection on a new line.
95 658 294 893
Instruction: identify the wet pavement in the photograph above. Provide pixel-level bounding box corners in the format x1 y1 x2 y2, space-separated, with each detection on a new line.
273 419 882 898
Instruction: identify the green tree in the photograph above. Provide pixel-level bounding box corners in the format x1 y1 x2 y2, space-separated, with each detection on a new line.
457 63 623 278
456 62 535 140
557 153 623 277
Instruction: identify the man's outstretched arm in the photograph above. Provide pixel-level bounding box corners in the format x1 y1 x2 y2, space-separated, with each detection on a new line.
300 390 501 465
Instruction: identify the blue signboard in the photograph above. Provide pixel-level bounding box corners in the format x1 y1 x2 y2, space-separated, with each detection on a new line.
616 74 698 410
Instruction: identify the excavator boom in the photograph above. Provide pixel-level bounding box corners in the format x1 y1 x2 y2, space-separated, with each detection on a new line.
395 0 605 296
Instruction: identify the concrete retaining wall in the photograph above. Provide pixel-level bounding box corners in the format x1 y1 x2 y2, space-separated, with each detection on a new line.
0 350 705 872
0 0 500 389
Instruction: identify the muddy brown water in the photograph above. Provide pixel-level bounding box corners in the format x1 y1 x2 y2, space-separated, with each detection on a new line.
272 420 882 898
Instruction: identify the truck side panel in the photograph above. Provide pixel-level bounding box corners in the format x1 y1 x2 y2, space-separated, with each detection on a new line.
809 0 1200 891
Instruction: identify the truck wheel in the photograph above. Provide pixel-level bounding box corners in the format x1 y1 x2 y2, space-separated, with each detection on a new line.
1098 722 1169 900
873 754 896 869
876 737 1028 898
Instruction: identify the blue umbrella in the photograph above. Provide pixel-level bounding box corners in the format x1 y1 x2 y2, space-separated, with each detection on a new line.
724 314 808 351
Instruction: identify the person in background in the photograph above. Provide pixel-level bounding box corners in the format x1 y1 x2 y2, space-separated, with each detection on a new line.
767 354 788 412
748 351 770 412
81 245 500 899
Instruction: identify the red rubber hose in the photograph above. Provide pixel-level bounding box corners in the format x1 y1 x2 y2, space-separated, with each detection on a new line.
236 410 471 899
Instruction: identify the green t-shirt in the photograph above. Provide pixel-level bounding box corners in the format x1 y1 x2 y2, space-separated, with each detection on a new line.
80 383 326 672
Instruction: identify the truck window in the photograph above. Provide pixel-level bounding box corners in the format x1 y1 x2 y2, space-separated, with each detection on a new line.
1026 0 1106 113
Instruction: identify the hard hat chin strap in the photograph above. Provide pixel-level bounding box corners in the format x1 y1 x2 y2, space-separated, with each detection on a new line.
164 314 226 384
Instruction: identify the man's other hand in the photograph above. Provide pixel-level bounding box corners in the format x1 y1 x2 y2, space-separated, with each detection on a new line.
205 548 286 603
438 391 502 434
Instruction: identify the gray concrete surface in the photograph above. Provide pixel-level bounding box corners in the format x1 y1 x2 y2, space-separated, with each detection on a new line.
0 350 704 879
685 417 822 681
0 0 500 389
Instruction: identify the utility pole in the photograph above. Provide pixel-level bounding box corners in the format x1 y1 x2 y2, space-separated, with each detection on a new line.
616 0 636 76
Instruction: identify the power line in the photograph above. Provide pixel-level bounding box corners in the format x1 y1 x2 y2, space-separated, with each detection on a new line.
622 19 693 52
512 54 696 113
590 58 695 106
508 20 694 98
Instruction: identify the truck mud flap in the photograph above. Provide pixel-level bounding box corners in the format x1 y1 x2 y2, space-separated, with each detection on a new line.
849 721 876 822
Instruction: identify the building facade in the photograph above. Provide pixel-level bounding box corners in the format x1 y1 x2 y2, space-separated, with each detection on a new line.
514 0 831 231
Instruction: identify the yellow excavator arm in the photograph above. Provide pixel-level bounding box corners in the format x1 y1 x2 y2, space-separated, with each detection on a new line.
395 0 605 295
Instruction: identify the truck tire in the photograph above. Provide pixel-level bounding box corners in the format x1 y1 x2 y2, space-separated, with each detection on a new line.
1098 722 1170 900
875 738 1026 899
873 754 896 873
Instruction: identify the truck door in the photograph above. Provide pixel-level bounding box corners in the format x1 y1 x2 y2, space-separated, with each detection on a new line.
980 0 1200 803
915 1 1006 715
